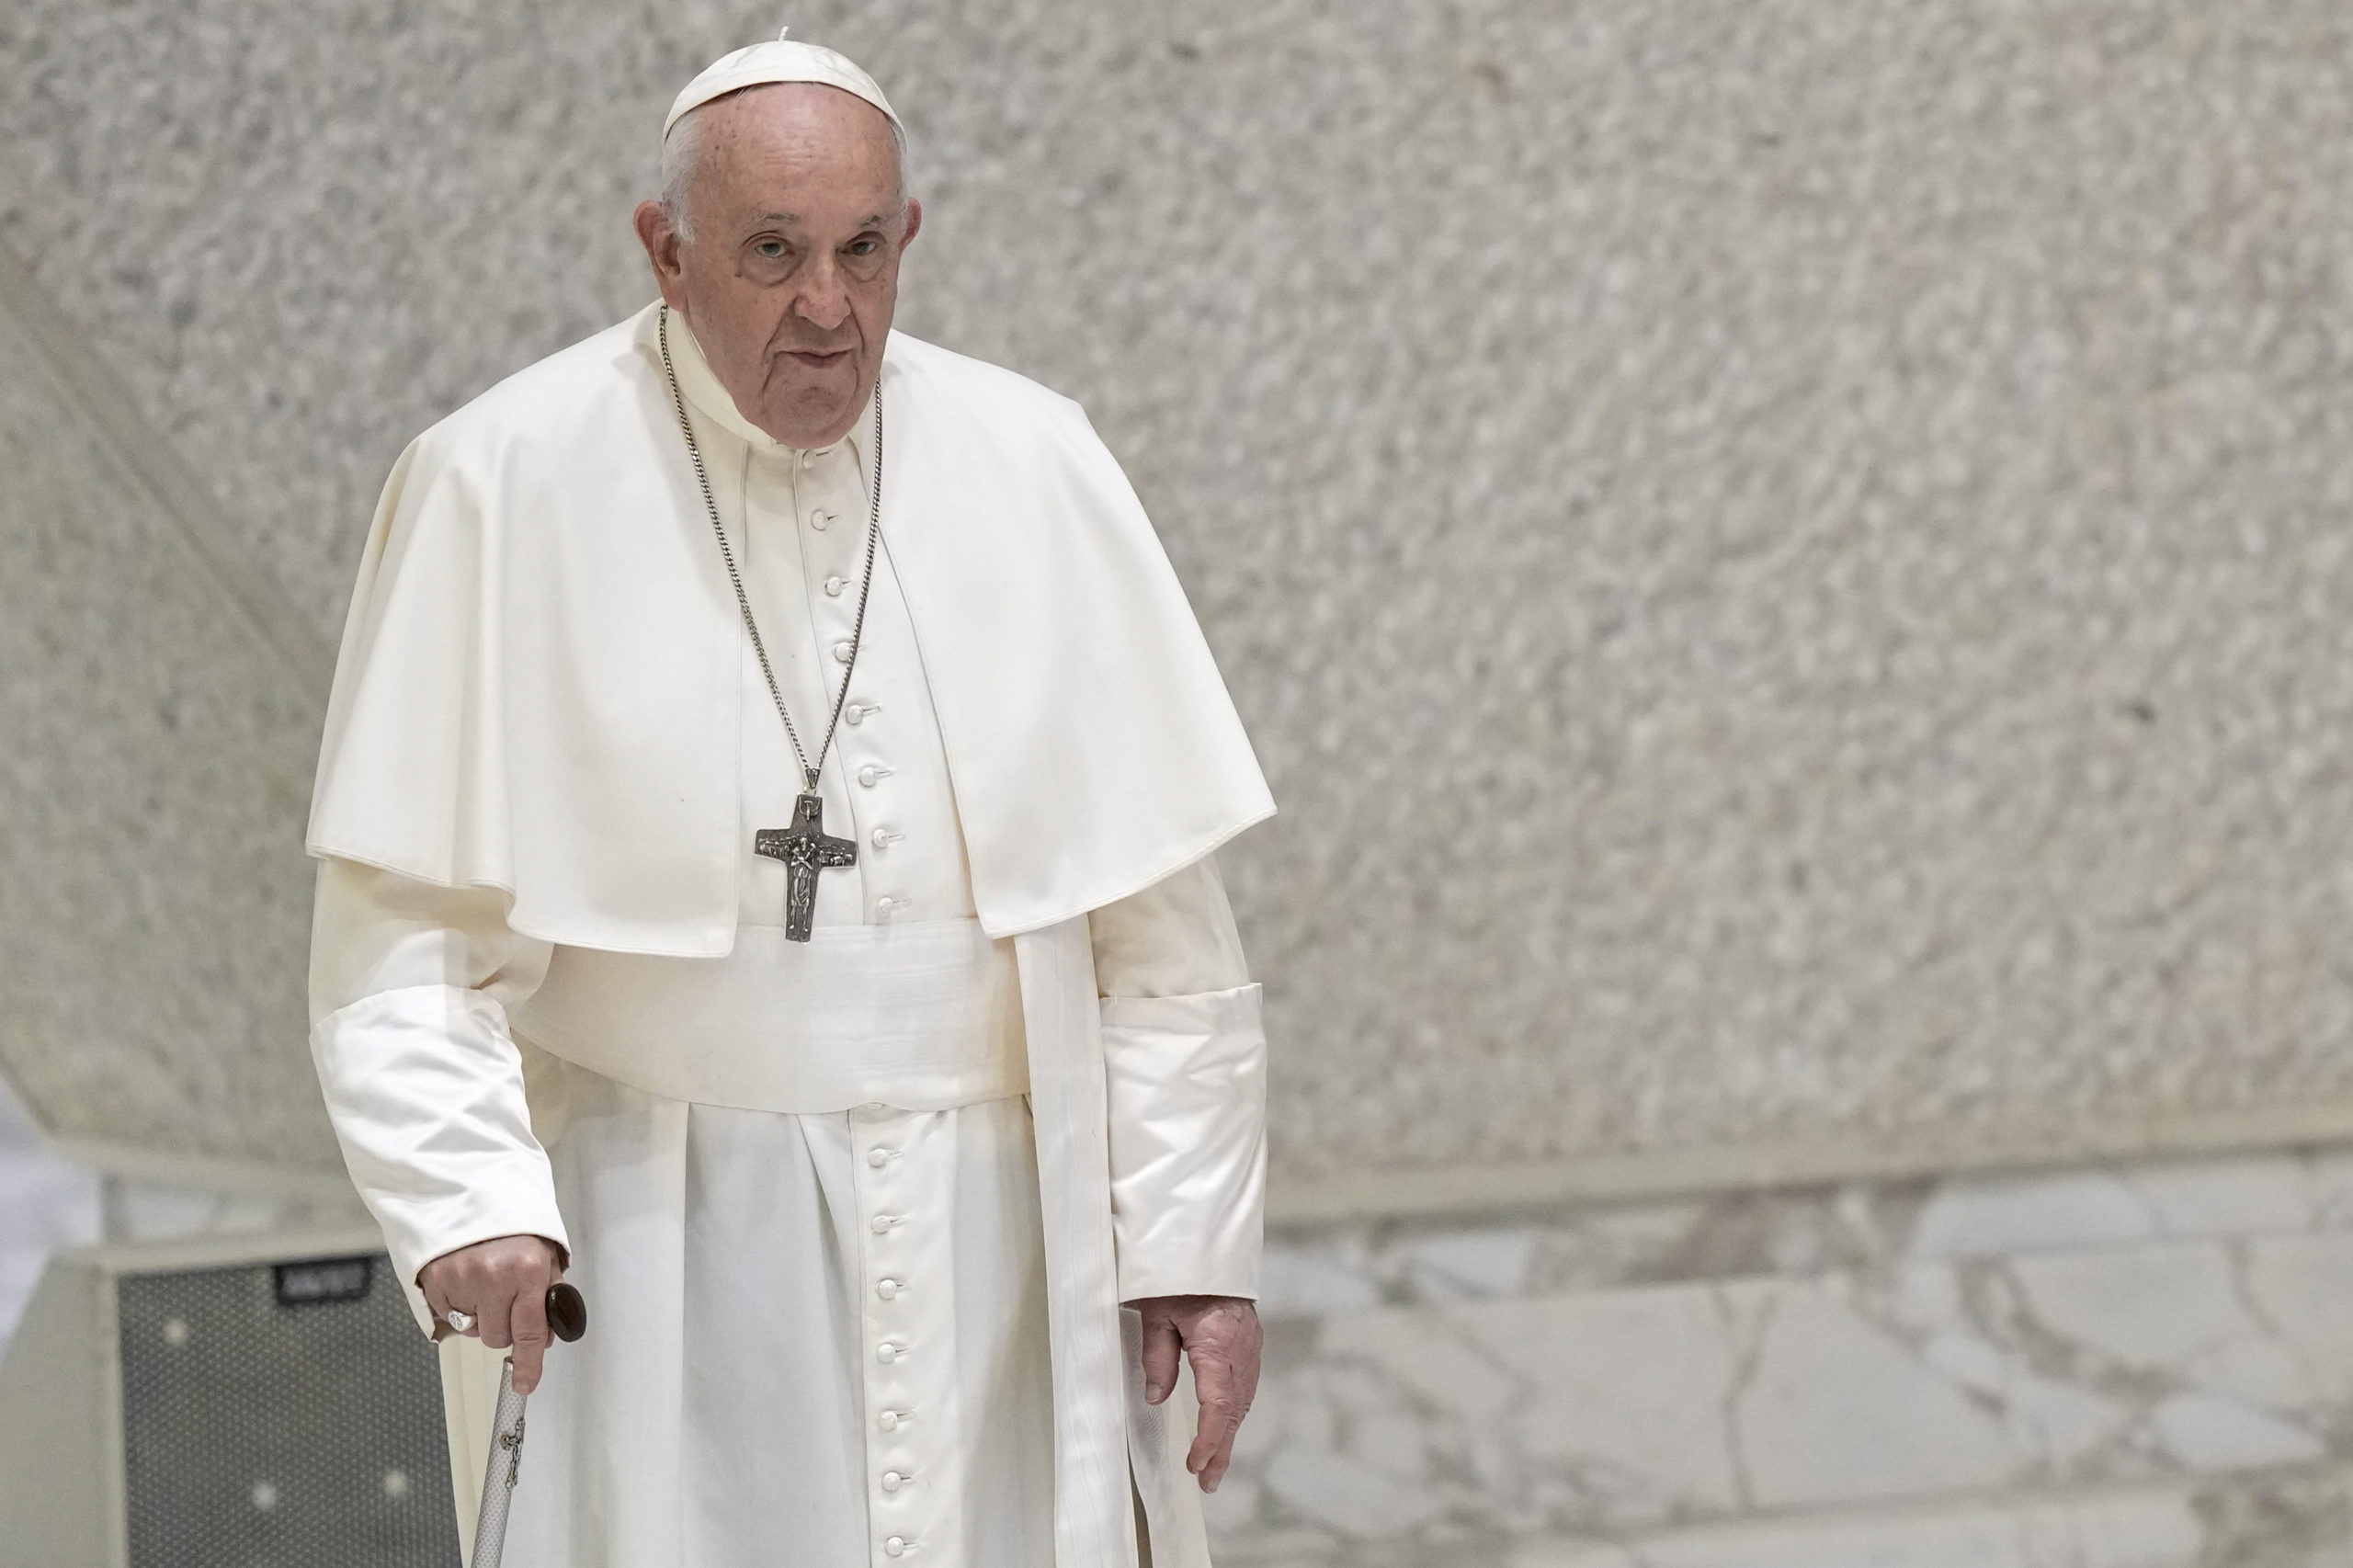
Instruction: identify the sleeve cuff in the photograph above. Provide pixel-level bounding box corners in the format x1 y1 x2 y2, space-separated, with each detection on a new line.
1101 983 1267 1301
312 984 571 1335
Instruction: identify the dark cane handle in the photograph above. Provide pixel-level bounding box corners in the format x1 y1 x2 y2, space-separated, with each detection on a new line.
546 1282 588 1344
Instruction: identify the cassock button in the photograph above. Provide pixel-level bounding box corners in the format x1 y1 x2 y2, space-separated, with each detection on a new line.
877 1278 902 1300
881 1471 907 1494
871 1213 904 1233
845 702 880 725
877 1341 906 1364
812 508 835 531
879 1409 903 1431
833 641 854 663
884 1539 907 1559
825 575 847 597
868 1148 893 1168
858 764 892 786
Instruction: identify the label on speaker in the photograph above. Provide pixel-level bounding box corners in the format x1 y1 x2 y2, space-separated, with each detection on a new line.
272 1256 375 1307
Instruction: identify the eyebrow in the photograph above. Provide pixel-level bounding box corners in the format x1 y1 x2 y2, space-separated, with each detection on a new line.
750 211 894 229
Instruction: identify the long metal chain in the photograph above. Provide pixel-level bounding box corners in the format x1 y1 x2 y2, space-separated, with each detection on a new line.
659 305 883 794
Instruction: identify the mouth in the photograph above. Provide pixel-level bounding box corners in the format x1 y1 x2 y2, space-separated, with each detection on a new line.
784 347 853 369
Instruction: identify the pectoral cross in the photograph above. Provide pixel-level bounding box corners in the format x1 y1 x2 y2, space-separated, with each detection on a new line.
754 792 858 942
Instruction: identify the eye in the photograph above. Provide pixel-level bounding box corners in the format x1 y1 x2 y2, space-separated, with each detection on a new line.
848 237 881 256
755 239 788 258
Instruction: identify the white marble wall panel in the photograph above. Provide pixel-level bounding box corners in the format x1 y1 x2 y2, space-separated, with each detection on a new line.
1221 1144 2353 1565
1508 1474 2344 1568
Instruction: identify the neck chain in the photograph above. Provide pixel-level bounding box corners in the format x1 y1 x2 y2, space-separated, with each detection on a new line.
658 304 883 941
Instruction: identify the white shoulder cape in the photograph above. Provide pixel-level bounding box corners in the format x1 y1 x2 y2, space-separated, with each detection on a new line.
308 303 1272 953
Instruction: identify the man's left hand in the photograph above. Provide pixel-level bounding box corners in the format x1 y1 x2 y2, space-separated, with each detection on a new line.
1129 1293 1261 1493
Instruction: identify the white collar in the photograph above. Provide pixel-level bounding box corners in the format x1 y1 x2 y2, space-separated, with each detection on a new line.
664 305 870 474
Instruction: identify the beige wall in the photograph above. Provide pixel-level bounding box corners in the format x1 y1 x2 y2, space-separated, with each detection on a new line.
0 250 331 1174
6 2 2353 1211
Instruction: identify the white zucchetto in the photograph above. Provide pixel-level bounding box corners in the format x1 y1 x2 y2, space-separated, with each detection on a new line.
665 28 903 139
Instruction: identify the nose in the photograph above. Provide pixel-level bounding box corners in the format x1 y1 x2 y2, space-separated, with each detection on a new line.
794 253 851 333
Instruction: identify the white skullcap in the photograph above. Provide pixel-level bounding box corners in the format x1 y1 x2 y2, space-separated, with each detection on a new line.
664 28 903 140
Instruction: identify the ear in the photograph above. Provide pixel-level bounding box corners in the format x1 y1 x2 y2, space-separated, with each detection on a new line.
633 199 690 310
899 198 923 254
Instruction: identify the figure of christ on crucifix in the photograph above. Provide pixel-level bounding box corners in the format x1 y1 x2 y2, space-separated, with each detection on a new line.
755 792 860 941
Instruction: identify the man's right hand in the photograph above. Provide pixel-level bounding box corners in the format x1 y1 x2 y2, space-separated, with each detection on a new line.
418 1234 567 1394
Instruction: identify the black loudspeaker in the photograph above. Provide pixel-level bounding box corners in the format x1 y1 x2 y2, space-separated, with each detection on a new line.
0 1228 460 1567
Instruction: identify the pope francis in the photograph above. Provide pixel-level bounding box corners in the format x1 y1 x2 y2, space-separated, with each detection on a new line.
304 35 1274 1568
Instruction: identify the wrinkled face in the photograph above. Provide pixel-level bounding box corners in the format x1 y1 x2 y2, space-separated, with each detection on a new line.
634 83 920 448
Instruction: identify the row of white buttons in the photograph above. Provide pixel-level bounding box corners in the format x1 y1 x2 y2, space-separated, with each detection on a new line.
866 1126 920 1563
795 460 904 939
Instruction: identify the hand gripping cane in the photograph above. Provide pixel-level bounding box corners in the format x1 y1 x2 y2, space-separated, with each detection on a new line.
471 1283 588 1568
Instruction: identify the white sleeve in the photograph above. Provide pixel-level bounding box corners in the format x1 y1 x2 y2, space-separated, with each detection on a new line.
308 856 569 1335
1089 853 1267 1303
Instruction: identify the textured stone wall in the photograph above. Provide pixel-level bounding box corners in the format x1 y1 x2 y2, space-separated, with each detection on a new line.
6 1 2353 1203
0 252 333 1171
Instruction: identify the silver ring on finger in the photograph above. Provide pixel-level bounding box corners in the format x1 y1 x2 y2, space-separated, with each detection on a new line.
442 1308 477 1334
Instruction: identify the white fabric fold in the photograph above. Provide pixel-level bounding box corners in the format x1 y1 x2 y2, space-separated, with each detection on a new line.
1121 1305 1215 1568
309 983 569 1331
1015 917 1146 1568
1102 983 1268 1302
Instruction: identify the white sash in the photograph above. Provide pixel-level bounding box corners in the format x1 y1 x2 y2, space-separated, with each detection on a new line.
512 918 1025 1114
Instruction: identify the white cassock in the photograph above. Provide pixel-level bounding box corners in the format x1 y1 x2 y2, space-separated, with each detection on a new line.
304 304 1274 1568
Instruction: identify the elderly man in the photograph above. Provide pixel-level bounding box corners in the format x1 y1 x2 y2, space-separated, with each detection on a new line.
305 34 1272 1568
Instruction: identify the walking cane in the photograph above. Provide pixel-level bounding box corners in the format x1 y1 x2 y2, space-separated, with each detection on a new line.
469 1283 588 1568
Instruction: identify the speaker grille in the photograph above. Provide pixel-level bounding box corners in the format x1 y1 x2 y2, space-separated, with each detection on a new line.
117 1254 459 1568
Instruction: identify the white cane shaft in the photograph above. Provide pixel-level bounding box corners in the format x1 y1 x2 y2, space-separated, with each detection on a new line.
471 1358 529 1568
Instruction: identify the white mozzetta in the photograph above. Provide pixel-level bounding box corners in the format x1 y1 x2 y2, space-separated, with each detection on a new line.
306 301 1271 952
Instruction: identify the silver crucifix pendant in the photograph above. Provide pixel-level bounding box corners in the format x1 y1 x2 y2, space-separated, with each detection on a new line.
754 792 858 941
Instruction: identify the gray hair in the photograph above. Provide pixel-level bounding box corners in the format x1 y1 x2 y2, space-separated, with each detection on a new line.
659 91 908 244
